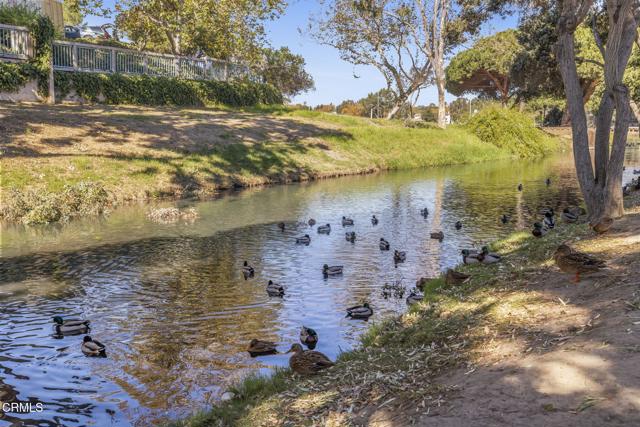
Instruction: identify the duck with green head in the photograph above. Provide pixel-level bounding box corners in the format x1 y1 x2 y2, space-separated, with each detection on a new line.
53 316 90 335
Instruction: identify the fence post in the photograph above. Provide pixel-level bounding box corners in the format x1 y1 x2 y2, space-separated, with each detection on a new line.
110 47 116 73
224 62 228 81
72 44 77 70
143 53 148 74
48 40 55 104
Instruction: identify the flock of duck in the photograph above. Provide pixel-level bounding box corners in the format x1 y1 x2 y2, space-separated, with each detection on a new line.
50 177 611 375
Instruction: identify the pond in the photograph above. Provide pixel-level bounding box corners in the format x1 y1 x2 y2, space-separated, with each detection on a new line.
1 149 639 426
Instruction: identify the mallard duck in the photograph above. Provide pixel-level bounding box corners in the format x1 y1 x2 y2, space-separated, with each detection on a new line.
266 280 285 297
478 246 501 264
394 250 406 263
553 244 606 282
242 261 255 277
406 291 424 306
278 222 286 231
317 224 331 234
546 178 552 186
371 215 379 225
445 269 470 285
633 169 640 174
532 222 546 237
517 183 523 191
247 339 278 357
591 217 613 234
420 208 429 217
346 303 373 319
287 343 334 375
455 221 463 230
299 326 319 349
81 336 106 357
296 234 311 244
543 210 555 229
430 231 444 241
379 238 390 251
623 185 630 197
53 316 90 335
323 264 343 276
461 249 481 264
501 214 510 224
345 231 356 242
342 216 354 226
308 218 316 226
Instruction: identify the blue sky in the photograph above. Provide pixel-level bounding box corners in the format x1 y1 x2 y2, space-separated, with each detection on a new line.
86 0 518 106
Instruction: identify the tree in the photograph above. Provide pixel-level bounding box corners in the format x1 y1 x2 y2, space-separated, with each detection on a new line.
446 30 522 106
63 0 83 25
114 0 285 61
554 0 639 222
310 1 433 120
261 47 315 99
337 100 367 116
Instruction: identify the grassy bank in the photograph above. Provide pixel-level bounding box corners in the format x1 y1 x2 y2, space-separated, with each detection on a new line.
175 193 640 426
1 104 560 223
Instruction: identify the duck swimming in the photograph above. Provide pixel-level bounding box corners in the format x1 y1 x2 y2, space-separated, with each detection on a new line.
371 215 379 225
247 339 278 357
345 231 356 242
53 316 90 335
242 261 255 277
287 343 334 375
308 218 316 226
546 178 551 186
296 234 311 245
420 208 429 217
317 224 331 234
323 264 343 276
346 303 373 320
300 326 319 349
379 238 390 251
501 214 509 224
266 280 285 297
553 244 606 282
394 250 406 263
518 184 523 191
342 216 354 226
81 336 106 357
455 221 462 230
278 222 286 231
430 231 444 241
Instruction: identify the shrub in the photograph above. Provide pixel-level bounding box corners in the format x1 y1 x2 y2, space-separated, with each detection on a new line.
0 182 109 224
54 71 283 107
466 106 557 158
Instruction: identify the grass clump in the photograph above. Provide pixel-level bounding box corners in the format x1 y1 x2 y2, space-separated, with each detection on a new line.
1 182 109 224
466 106 558 158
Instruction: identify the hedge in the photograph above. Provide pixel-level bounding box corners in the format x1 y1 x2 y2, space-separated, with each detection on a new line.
53 71 283 107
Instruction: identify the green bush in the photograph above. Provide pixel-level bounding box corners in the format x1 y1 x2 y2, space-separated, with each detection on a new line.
0 62 34 92
54 71 283 107
0 182 109 224
466 107 558 158
0 3 39 26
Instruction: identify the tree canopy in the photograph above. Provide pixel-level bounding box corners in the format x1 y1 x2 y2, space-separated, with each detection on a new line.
260 47 315 99
445 30 522 105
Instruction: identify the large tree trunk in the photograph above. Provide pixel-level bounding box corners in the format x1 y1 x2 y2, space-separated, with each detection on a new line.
435 71 447 128
555 1 636 222
560 79 598 126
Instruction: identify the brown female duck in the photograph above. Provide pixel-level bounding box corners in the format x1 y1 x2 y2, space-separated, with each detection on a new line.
247 339 278 357
553 244 606 283
286 343 334 375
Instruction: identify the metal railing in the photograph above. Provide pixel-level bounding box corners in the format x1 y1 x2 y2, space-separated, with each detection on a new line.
51 40 253 81
0 24 33 60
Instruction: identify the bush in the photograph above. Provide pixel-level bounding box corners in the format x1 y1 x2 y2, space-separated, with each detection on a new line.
466 106 558 158
0 182 109 224
54 71 283 107
0 3 39 26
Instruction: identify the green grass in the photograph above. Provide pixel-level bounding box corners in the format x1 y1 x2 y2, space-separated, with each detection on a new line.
1 106 563 223
176 217 592 426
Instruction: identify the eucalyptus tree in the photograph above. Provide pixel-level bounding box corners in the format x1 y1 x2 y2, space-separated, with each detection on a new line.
554 0 639 221
311 0 504 126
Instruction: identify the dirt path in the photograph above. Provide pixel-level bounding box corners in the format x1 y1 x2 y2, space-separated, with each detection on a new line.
412 209 640 426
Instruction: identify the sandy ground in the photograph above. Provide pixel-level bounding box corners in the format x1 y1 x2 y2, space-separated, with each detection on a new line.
402 208 640 426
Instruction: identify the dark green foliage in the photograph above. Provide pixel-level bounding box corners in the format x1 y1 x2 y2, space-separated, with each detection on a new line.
466 107 557 158
53 71 283 106
543 107 563 126
0 62 34 92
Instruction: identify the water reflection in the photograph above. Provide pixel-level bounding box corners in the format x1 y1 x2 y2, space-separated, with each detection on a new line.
1 150 638 426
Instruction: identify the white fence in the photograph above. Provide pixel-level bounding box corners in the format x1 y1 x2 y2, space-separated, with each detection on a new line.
0 23 254 82
0 24 33 60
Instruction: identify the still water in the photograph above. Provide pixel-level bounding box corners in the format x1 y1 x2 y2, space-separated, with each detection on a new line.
1 149 639 426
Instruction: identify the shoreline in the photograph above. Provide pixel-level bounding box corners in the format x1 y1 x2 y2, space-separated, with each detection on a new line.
175 191 640 427
1 104 561 224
